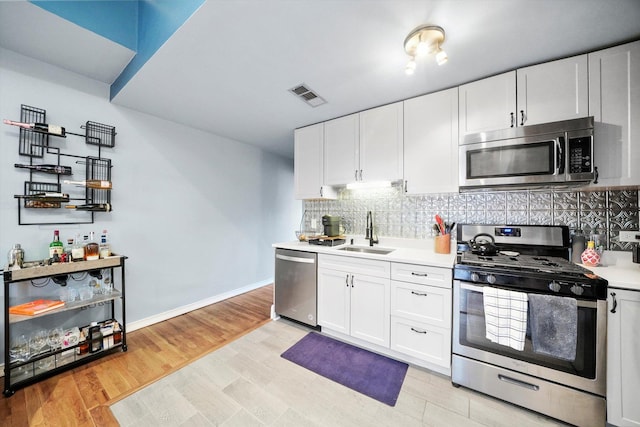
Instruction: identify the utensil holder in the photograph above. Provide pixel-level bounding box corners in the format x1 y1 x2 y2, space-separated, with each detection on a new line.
435 234 451 254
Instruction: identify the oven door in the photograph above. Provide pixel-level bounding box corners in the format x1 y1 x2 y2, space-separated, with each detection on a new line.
459 135 565 189
452 280 606 396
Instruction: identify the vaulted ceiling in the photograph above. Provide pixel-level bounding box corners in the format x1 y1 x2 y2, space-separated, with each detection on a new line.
1 0 639 159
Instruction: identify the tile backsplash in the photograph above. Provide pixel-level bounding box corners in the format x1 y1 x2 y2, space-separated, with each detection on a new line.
303 185 640 251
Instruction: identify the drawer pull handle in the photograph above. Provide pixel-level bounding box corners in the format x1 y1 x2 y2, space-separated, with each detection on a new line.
498 374 539 391
411 272 428 277
410 327 427 334
411 291 428 296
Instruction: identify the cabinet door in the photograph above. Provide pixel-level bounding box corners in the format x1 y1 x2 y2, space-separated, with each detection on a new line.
517 55 588 126
403 88 458 194
317 268 350 334
294 124 323 199
359 102 404 182
324 113 359 185
589 40 640 187
458 71 516 138
350 273 390 348
607 288 640 427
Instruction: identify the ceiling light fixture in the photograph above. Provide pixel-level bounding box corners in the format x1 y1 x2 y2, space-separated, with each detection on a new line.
403 25 448 74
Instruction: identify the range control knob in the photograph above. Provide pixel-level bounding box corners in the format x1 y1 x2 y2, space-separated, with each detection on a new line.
570 284 584 296
486 274 497 284
548 281 561 292
470 272 480 282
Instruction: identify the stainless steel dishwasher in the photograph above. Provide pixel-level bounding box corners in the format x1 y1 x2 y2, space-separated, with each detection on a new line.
274 248 317 327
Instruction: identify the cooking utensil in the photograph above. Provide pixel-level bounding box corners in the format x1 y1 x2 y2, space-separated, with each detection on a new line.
469 233 499 255
435 214 446 235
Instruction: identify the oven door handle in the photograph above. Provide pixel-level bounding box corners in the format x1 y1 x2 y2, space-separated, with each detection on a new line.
498 374 540 391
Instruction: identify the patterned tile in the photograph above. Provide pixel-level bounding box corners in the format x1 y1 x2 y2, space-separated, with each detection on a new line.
553 210 578 228
506 210 528 225
506 192 528 210
307 186 639 251
553 191 578 210
579 191 606 210
580 210 608 234
529 210 552 225
608 209 639 231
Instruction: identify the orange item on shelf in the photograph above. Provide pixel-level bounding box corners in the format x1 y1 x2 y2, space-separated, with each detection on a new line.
9 299 65 316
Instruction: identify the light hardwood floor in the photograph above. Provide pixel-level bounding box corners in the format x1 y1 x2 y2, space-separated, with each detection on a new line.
0 285 274 427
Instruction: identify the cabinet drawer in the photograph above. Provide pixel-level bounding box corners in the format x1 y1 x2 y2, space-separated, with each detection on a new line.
390 316 451 368
391 281 452 328
319 254 390 278
391 263 452 288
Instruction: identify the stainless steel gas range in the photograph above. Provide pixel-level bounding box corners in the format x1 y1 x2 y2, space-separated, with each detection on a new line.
451 224 608 427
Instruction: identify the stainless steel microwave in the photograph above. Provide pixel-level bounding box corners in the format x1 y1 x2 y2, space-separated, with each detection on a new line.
459 117 595 191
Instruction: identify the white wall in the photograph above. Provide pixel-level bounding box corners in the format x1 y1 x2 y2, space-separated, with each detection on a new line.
0 48 300 361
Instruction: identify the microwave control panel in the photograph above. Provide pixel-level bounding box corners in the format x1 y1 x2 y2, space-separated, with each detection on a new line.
568 136 593 173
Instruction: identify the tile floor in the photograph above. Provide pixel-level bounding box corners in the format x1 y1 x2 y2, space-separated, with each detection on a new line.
111 319 567 426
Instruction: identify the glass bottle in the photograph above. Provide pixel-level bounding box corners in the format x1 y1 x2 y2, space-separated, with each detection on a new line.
49 230 64 259
71 234 85 262
99 230 111 258
89 322 102 353
84 232 99 261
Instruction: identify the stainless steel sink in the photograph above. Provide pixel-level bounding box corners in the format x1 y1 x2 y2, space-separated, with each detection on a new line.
337 246 395 255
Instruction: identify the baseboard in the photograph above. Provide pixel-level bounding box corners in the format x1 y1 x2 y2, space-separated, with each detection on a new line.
0 278 274 378
126 278 274 333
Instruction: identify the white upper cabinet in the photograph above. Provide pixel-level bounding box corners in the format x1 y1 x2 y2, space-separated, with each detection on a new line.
589 40 640 187
458 71 516 136
324 103 403 186
323 113 359 186
359 102 404 183
458 55 588 139
517 55 588 126
294 123 337 200
403 88 459 194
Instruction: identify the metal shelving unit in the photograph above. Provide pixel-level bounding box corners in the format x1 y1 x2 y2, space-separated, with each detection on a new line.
2 256 127 397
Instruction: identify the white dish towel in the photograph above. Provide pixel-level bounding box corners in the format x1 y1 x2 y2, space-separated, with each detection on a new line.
482 287 528 351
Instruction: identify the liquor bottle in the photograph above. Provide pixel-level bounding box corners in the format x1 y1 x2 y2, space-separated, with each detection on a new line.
99 230 111 258
3 119 66 136
85 231 99 261
49 230 64 259
63 179 112 190
71 234 85 262
64 203 112 212
14 163 73 175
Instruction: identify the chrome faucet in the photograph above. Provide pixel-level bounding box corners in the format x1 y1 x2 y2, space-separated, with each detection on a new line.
366 211 379 246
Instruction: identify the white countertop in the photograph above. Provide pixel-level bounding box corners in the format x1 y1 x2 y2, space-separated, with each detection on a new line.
581 251 640 292
273 235 457 269
274 238 640 291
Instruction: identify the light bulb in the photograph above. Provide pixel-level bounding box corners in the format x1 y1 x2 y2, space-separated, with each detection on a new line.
405 58 416 75
436 49 448 66
415 41 431 56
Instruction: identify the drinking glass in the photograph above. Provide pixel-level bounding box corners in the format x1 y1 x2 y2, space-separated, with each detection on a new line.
9 335 30 363
30 330 49 357
48 327 64 350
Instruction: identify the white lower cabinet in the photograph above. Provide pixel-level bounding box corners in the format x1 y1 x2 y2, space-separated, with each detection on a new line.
390 262 452 372
317 254 390 348
607 287 640 427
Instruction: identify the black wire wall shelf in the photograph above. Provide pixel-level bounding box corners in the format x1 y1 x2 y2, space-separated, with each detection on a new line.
7 104 117 225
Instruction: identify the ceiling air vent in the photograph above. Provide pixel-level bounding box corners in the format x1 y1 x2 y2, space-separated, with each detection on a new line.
289 83 326 107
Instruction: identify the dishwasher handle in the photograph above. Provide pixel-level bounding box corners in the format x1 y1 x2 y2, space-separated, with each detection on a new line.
276 254 316 264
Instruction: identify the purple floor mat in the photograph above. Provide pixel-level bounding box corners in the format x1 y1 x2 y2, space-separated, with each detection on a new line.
281 332 408 406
